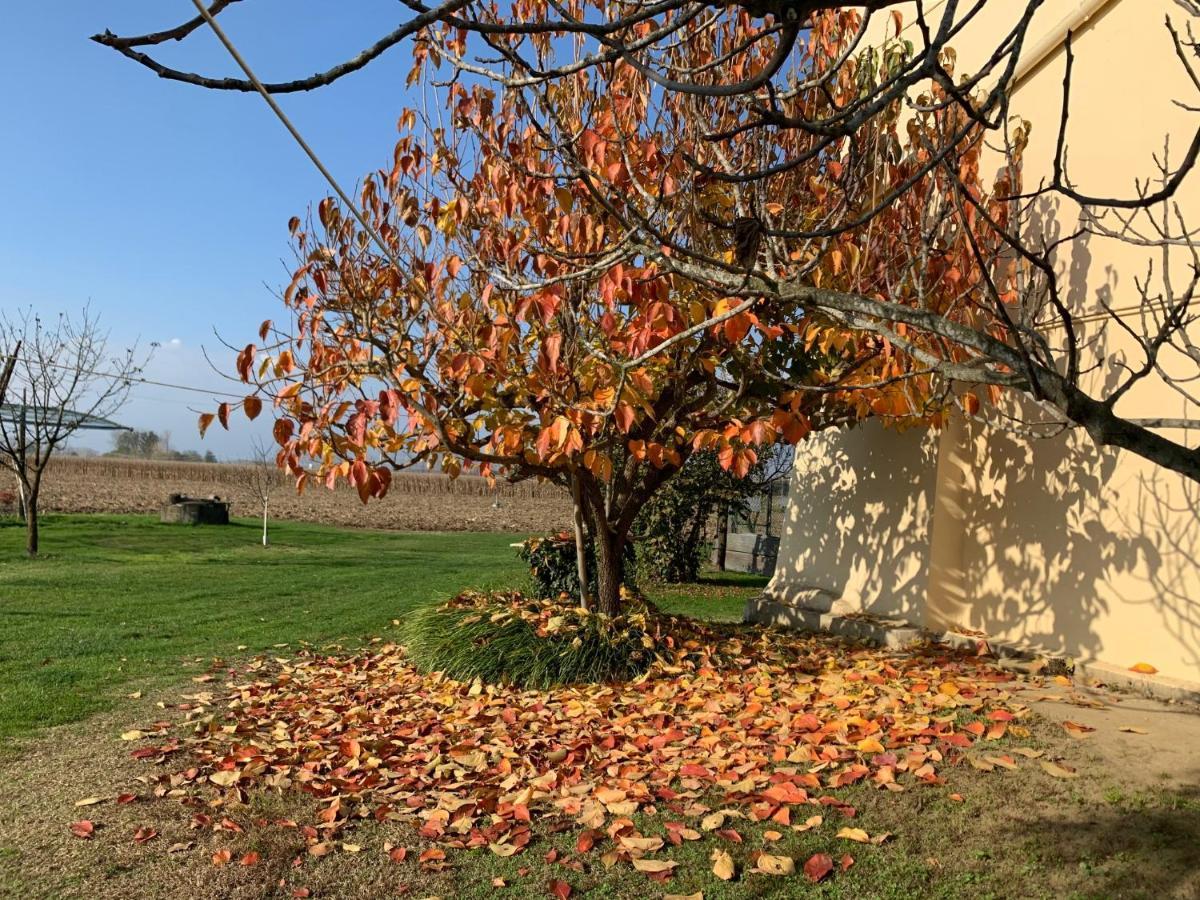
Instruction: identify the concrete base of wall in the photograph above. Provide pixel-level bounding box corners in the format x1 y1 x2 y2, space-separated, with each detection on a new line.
744 595 1200 706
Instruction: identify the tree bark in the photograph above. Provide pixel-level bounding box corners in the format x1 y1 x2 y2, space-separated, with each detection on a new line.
25 485 38 558
592 526 624 617
261 503 269 547
715 504 729 571
569 476 591 609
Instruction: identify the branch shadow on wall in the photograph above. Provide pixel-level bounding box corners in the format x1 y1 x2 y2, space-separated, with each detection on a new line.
768 211 1200 676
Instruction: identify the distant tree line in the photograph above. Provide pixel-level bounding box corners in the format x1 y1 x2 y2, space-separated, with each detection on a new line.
110 429 216 464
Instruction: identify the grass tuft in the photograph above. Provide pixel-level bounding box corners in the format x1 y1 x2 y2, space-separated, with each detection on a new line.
400 591 656 688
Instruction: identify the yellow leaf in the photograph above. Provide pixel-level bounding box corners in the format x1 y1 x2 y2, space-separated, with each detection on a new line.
836 827 870 844
209 770 240 787
700 811 725 832
74 797 105 807
1129 662 1158 675
619 836 665 853
120 730 145 741
793 814 823 833
756 853 796 876
856 737 885 754
711 848 736 881
555 187 574 214
1039 760 1079 779
631 858 677 874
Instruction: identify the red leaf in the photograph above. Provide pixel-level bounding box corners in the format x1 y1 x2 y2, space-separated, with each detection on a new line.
69 820 94 840
548 879 572 899
803 852 834 883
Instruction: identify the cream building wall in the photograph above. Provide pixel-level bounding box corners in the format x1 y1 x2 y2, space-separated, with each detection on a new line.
766 0 1200 684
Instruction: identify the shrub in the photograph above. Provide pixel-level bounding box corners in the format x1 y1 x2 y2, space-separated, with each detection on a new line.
400 591 656 688
516 532 636 600
633 447 791 583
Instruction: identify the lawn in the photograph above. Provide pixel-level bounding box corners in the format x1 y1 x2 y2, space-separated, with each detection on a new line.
1 515 1196 900
0 515 757 744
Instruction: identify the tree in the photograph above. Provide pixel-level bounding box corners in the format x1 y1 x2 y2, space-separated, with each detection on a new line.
238 438 275 547
199 32 1004 616
0 308 143 557
112 429 161 458
99 2 1200 486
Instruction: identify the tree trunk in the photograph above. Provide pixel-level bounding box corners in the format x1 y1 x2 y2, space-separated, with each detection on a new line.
261 503 269 547
569 478 591 610
25 486 38 558
715 504 729 571
592 526 624 617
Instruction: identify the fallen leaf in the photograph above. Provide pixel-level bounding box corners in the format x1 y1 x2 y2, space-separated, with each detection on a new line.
1119 726 1149 735
793 814 823 832
711 848 736 881
240 851 260 866
212 849 232 866
167 842 193 854
120 730 145 741
1062 721 1096 739
1040 760 1079 779
548 879 572 898
69 820 94 840
1129 662 1158 675
803 852 834 883
631 858 678 874
490 842 521 857
619 835 665 853
133 827 158 844
209 770 240 787
763 830 783 842
699 811 725 831
664 894 704 900
841 853 855 871
74 797 105 807
755 853 795 876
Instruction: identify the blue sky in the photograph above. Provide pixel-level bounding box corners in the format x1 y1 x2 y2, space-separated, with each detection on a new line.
1 1 415 458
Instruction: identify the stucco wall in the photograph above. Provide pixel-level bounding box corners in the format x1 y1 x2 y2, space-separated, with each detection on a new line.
766 0 1200 683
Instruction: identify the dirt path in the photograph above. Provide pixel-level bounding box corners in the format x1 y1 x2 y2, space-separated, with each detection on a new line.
1017 675 1200 787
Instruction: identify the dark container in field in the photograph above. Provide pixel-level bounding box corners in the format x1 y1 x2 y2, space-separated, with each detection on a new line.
160 495 230 525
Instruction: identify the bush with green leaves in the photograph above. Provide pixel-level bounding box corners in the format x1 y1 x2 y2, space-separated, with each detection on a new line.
632 447 790 583
516 531 636 601
399 591 656 688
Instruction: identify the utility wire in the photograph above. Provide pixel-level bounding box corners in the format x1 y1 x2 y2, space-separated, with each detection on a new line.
5 354 248 400
188 0 407 275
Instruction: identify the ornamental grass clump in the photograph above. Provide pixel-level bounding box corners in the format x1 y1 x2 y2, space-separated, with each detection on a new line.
400 590 656 688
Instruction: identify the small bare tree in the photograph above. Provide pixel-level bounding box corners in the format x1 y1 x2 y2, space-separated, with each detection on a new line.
239 438 275 547
0 308 144 557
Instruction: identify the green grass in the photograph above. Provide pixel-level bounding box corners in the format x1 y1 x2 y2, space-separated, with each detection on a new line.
0 515 767 745
0 515 529 744
401 595 657 688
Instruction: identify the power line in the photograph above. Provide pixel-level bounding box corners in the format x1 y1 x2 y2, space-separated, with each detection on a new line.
188 0 407 275
6 354 248 400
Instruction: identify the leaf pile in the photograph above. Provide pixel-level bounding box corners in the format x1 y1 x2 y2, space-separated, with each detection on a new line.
129 615 1031 879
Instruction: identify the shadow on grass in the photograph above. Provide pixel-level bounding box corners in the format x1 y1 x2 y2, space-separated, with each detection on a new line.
991 780 1200 898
